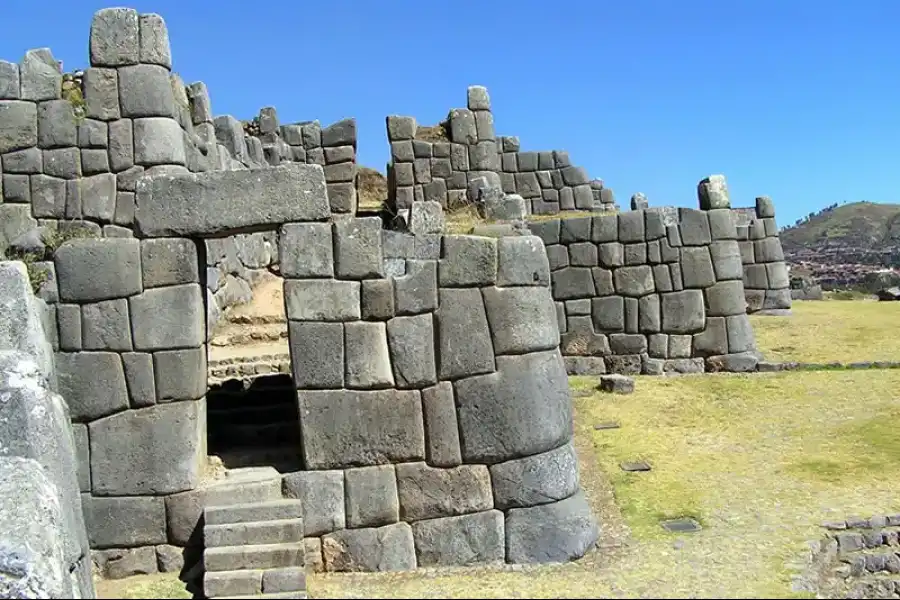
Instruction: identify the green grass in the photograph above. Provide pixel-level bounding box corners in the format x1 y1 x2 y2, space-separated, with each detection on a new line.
751 298 900 363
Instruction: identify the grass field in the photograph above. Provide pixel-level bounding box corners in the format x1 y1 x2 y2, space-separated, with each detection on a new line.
96 299 900 599
751 299 900 363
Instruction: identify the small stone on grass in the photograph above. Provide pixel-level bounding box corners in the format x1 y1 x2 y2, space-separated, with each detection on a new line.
598 374 634 394
620 460 651 472
660 518 702 533
593 422 621 431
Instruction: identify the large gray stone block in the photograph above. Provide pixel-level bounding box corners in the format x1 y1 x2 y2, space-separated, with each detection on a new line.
133 117 185 166
119 64 176 118
489 442 579 510
135 164 329 237
89 400 205 495
0 60 20 100
288 321 344 389
0 457 85 599
453 350 572 464
282 470 345 536
439 235 497 286
129 283 204 350
81 299 132 351
412 510 505 567
81 495 166 549
122 352 155 408
505 491 599 564
37 100 77 148
279 222 333 278
56 351 128 421
284 279 359 321
345 321 394 389
19 49 61 102
386 313 437 388
660 290 705 334
153 348 206 402
90 8 140 67
436 288 495 380
82 68 120 121
138 13 172 68
322 522 416 572
697 175 730 210
334 218 383 279
344 465 399 528
396 462 493 521
54 238 141 302
497 235 550 287
299 389 425 469
394 259 437 315
0 262 54 378
140 238 199 288
421 382 462 467
482 286 559 354
0 100 38 154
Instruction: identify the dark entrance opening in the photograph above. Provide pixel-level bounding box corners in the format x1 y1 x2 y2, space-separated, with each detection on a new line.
205 373 302 472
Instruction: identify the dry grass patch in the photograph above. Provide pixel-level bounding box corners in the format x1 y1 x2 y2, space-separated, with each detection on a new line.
356 166 388 211
94 572 191 599
751 299 900 363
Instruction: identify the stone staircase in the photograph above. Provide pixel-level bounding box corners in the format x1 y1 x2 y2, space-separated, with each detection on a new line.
202 497 306 599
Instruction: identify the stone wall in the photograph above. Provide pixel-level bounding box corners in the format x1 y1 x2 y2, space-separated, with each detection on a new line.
731 196 792 313
125 162 598 571
385 86 617 215
528 202 761 375
0 261 95 598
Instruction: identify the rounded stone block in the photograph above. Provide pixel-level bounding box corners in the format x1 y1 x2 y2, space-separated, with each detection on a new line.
505 490 599 564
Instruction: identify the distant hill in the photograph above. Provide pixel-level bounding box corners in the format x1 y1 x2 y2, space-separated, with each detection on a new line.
357 166 388 211
780 201 900 253
779 201 900 290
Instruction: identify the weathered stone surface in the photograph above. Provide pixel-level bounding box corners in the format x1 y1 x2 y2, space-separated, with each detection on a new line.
283 470 345 536
122 352 155 408
482 286 559 354
280 222 333 278
0 457 82 599
394 260 438 315
421 382 462 468
361 279 394 320
490 442 579 509
439 235 497 286
396 462 493 521
698 175 730 210
0 101 37 154
299 389 425 469
436 288 495 380
660 290 705 334
497 235 550 287
130 284 204 350
454 350 572 464
288 321 344 389
322 522 416 572
54 237 141 302
90 8 140 67
283 277 359 321
345 321 394 389
334 218 383 279
81 495 166 548
83 68 120 121
94 546 157 579
81 299 132 351
386 313 436 388
412 510 505 567
135 164 329 237
505 491 599 564
0 263 54 378
56 351 128 421
140 238 198 288
118 64 176 118
599 373 635 394
138 13 172 68
153 348 205 402
345 465 399 528
20 49 61 102
90 400 205 495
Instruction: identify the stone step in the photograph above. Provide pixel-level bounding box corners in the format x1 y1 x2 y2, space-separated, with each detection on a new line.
200 467 284 509
206 499 303 526
211 445 301 471
205 518 304 547
204 566 306 598
204 542 304 572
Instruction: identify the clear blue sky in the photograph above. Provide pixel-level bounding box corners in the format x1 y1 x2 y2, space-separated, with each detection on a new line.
3 1 899 227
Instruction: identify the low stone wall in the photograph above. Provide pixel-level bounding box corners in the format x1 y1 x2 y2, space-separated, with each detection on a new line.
385 86 616 214
796 515 900 598
732 197 792 313
0 262 94 598
528 206 759 375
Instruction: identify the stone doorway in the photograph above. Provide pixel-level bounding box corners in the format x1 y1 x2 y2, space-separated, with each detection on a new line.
205 374 302 472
